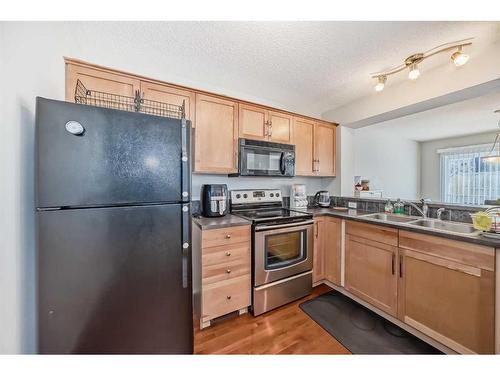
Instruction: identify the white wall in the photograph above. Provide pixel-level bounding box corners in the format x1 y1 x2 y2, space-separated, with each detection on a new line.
0 22 339 353
192 175 332 200
339 125 420 200
420 131 498 201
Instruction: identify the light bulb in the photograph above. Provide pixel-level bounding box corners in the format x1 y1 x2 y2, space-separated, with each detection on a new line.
408 64 420 80
374 76 386 92
451 47 469 66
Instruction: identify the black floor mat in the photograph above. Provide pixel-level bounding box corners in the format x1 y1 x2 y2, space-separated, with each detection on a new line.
300 291 442 354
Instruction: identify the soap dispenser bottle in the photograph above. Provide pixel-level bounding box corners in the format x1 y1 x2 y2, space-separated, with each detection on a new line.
384 199 394 214
394 199 404 214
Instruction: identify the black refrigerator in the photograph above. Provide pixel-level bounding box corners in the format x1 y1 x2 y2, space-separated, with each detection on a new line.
35 98 193 354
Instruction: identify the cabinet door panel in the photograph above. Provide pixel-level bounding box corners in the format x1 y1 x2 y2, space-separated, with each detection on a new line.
314 123 336 176
399 249 494 354
323 217 342 285
345 235 398 316
65 63 140 101
313 219 325 283
140 81 195 122
238 104 267 141
194 94 238 174
294 118 315 176
268 111 292 144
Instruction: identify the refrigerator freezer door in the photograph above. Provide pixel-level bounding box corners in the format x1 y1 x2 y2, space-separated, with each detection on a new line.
36 98 190 208
38 204 192 354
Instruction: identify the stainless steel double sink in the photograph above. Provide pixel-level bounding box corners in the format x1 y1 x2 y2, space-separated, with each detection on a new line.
361 212 479 236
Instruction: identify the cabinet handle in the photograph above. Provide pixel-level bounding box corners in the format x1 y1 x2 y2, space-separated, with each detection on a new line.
399 255 403 278
225 252 231 256
391 253 395 275
264 121 269 137
225 234 231 239
315 222 319 238
226 295 232 300
226 269 232 274
269 122 273 137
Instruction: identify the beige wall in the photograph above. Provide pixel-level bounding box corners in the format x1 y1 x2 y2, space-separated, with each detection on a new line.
419 131 498 201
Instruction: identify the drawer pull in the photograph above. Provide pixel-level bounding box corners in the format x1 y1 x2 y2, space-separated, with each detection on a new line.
225 234 231 239
226 269 231 274
226 295 232 300
225 252 231 256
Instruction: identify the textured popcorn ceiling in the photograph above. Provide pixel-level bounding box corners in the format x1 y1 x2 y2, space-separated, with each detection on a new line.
69 21 500 117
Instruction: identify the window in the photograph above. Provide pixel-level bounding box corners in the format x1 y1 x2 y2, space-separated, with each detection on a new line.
440 144 500 205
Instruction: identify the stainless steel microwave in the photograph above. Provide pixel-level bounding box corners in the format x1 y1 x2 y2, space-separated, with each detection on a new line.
230 139 295 177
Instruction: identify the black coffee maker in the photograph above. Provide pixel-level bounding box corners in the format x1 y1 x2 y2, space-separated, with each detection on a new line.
200 184 229 217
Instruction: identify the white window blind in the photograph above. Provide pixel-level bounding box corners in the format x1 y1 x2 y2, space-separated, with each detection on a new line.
439 143 500 205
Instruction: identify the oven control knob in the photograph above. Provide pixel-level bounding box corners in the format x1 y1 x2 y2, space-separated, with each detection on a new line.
270 193 274 197
243 194 248 198
276 193 280 197
236 194 241 199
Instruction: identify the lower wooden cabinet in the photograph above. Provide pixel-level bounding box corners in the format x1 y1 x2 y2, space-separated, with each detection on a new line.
313 218 325 283
398 230 495 354
192 223 251 329
313 216 341 285
345 230 399 317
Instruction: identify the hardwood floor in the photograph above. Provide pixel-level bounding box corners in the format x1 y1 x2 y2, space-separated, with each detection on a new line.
194 284 351 354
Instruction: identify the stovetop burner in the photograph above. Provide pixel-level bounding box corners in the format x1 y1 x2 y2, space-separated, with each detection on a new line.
234 207 310 221
230 188 313 225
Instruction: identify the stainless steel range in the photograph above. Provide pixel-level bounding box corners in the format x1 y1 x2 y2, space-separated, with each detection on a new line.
230 189 314 316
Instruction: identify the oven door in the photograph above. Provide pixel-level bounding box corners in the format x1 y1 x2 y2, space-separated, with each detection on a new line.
254 221 314 286
240 145 292 176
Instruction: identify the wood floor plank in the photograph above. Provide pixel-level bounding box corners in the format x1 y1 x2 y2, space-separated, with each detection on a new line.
194 284 351 354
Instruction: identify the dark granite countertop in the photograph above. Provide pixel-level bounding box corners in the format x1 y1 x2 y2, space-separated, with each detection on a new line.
307 207 500 248
192 214 250 230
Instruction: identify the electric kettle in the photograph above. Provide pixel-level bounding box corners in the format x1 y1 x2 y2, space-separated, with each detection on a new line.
314 190 331 207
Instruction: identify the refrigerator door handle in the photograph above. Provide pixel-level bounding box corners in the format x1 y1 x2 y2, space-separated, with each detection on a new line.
182 203 191 289
181 118 191 202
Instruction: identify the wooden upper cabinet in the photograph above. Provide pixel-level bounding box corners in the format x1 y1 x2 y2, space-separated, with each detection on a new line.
238 104 268 141
238 104 293 144
268 111 293 144
314 122 336 177
293 117 336 177
293 117 315 176
194 94 239 174
140 81 195 123
398 231 495 354
65 63 140 101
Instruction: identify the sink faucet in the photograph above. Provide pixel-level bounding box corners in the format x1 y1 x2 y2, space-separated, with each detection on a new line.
403 199 429 218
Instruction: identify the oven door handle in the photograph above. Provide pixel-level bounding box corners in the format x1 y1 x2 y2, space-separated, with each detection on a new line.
255 220 314 231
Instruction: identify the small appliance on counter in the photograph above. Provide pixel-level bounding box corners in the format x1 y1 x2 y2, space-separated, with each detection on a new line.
200 184 229 217
290 184 308 211
314 190 331 207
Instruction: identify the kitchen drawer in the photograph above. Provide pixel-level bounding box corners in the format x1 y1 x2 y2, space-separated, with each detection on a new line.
202 276 251 322
399 230 494 271
202 258 251 285
202 225 250 248
346 221 398 246
202 242 250 267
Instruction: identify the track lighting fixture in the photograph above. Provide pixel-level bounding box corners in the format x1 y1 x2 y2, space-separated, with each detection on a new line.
408 63 420 80
374 75 386 92
451 46 470 67
371 38 473 92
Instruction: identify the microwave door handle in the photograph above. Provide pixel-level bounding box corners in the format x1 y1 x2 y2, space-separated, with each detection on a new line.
279 152 286 175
